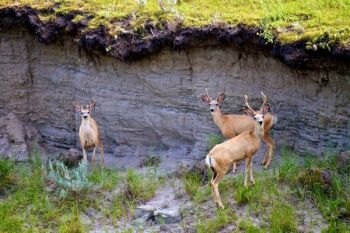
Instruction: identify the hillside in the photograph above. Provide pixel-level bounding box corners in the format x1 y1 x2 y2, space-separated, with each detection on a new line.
1 0 349 66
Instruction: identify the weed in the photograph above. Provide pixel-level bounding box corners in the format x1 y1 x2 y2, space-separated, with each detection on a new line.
269 202 298 233
48 160 92 198
89 166 119 191
0 159 16 194
237 219 264 233
207 134 224 151
196 208 236 233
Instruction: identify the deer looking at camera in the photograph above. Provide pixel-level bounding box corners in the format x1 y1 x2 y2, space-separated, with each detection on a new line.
73 100 104 166
201 89 276 170
205 94 270 209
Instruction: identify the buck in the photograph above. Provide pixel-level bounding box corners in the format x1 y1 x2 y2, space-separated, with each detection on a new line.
205 94 270 208
201 89 276 170
73 100 104 165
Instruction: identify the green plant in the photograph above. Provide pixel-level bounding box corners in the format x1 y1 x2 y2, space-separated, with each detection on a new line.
237 219 264 233
89 167 119 191
48 160 92 198
0 159 16 193
269 202 298 233
257 23 275 44
58 204 85 233
207 134 224 150
196 208 236 233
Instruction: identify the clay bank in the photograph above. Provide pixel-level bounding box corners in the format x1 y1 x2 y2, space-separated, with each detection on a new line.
0 7 349 162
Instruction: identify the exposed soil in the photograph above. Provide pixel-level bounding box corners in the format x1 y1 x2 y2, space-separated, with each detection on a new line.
1 6 349 69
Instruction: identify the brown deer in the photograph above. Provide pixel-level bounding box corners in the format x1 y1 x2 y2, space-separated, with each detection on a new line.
201 89 276 170
205 94 270 208
73 100 104 165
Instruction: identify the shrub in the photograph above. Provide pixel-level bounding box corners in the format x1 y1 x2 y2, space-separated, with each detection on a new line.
0 159 16 194
48 160 92 198
207 134 224 151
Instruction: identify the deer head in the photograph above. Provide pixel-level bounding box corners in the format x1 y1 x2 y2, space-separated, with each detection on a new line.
201 89 225 113
73 100 96 121
243 92 270 127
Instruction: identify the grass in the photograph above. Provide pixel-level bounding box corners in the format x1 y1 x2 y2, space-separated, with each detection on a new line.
196 208 236 233
183 147 350 232
0 152 161 232
109 168 161 221
0 0 349 47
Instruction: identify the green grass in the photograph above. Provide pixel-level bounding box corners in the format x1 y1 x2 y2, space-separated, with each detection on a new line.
207 134 224 151
109 168 161 221
0 154 121 232
183 147 350 232
0 158 16 194
196 208 236 233
0 0 349 47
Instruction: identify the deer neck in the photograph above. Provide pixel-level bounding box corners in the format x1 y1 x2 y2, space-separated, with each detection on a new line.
211 108 225 130
254 123 264 139
81 118 93 129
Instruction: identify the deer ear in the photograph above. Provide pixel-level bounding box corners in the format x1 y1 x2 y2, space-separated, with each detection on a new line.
217 92 225 103
201 95 210 103
261 103 271 115
88 100 96 110
243 107 254 117
73 102 81 112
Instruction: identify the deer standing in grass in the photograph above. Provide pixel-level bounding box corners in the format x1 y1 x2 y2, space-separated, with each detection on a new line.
205 94 271 208
201 89 276 170
73 100 104 166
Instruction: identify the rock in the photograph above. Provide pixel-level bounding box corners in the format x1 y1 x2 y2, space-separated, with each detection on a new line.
154 209 181 224
0 113 43 161
58 148 83 167
0 28 349 160
134 204 156 220
297 168 333 190
337 151 350 166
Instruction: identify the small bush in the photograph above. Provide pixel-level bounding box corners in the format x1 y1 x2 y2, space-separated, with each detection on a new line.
207 134 224 151
269 203 298 233
58 205 84 233
48 160 92 198
0 159 16 193
89 167 119 191
196 208 236 233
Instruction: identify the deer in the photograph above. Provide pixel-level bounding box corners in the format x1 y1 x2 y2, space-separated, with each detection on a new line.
201 89 276 170
73 100 104 166
205 94 271 208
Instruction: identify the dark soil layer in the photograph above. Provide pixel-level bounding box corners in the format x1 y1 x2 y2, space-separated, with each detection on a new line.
1 6 349 69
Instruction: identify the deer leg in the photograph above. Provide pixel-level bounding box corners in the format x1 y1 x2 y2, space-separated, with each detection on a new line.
82 148 88 162
232 162 237 173
248 158 255 185
100 143 104 167
210 169 218 203
212 170 226 209
92 147 97 164
262 134 275 169
244 158 250 187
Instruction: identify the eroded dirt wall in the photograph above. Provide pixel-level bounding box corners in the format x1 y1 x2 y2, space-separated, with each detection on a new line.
0 28 349 159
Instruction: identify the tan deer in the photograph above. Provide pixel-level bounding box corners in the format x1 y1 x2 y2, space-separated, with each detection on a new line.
205 94 270 208
73 100 104 165
201 89 276 170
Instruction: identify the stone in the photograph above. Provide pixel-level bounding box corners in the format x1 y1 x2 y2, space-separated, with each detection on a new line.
58 148 83 167
154 209 181 224
0 28 349 161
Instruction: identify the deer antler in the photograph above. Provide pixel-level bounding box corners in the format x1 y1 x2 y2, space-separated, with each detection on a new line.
244 95 255 112
205 88 212 101
260 92 268 112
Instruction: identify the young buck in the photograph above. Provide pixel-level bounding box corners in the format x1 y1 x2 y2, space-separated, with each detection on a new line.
205 94 270 208
201 89 276 170
73 100 104 165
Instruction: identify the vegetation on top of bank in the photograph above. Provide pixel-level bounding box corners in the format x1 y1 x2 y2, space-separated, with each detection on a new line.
0 0 349 49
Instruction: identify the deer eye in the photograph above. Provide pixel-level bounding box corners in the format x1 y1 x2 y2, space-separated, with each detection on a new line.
215 104 218 106
88 111 90 114
80 112 83 115
253 117 257 120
